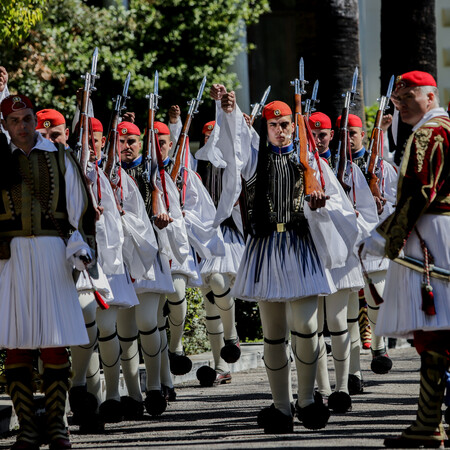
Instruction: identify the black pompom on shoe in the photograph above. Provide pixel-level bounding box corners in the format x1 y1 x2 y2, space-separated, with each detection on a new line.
144 390 167 416
295 400 330 430
257 404 294 434
196 365 217 387
220 338 241 364
328 391 352 413
371 348 393 374
168 350 193 376
348 374 364 395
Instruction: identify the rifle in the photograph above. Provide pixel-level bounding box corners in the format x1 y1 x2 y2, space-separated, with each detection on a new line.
103 72 130 212
303 79 319 119
335 66 358 205
249 85 271 126
74 47 99 175
170 76 207 185
142 70 170 214
303 80 326 190
290 58 324 199
73 48 110 310
366 75 394 200
103 72 130 180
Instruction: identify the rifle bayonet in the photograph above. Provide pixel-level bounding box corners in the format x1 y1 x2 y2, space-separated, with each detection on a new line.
304 80 319 118
188 75 206 115
89 47 99 92
249 85 271 125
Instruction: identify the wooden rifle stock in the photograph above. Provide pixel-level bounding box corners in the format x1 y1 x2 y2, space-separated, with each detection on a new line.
366 109 383 199
170 115 191 182
78 86 91 176
294 93 323 196
336 107 351 195
103 114 119 180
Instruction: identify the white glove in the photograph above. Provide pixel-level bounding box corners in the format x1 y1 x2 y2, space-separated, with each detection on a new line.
73 248 93 271
358 232 386 259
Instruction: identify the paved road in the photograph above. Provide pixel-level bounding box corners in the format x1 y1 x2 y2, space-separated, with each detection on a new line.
1 346 444 449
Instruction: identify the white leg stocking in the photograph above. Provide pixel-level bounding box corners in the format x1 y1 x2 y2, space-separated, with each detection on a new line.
96 306 120 402
208 273 238 341
86 348 102 409
316 296 332 396
166 275 188 354
71 292 98 387
259 301 291 416
288 296 319 408
117 307 142 402
201 288 229 373
136 292 161 391
325 289 351 393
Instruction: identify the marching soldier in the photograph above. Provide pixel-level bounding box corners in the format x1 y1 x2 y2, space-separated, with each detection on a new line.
360 70 450 448
208 85 359 433
0 94 95 449
195 120 245 387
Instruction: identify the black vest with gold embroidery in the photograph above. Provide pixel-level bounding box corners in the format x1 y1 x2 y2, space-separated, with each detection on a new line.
248 144 308 238
0 144 72 238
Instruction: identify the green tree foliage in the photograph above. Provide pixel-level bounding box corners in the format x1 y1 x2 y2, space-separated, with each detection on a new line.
1 0 269 127
0 0 46 47
182 288 210 355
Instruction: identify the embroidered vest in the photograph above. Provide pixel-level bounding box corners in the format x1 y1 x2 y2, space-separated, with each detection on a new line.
0 146 72 238
248 149 307 238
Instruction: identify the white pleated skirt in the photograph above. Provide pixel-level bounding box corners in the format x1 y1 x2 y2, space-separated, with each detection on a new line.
0 236 88 349
75 265 113 300
200 225 245 284
107 266 139 308
363 255 389 273
376 214 450 338
232 230 335 302
329 254 365 292
134 252 175 295
171 246 202 288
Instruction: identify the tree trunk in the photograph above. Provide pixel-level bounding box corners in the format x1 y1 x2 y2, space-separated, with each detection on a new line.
380 0 436 164
315 0 365 127
380 0 437 89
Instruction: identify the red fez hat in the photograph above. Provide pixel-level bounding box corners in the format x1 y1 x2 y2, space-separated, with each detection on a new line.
36 108 66 129
262 101 292 121
1 94 34 119
90 117 103 133
335 114 362 129
154 121 170 135
309 112 332 130
202 121 215 135
394 71 437 90
117 121 141 136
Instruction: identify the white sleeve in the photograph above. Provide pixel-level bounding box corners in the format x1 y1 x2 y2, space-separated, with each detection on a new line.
168 117 182 157
209 102 259 227
158 175 190 263
95 169 125 275
120 172 159 278
182 169 225 259
348 163 379 239
64 154 92 260
304 158 353 269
